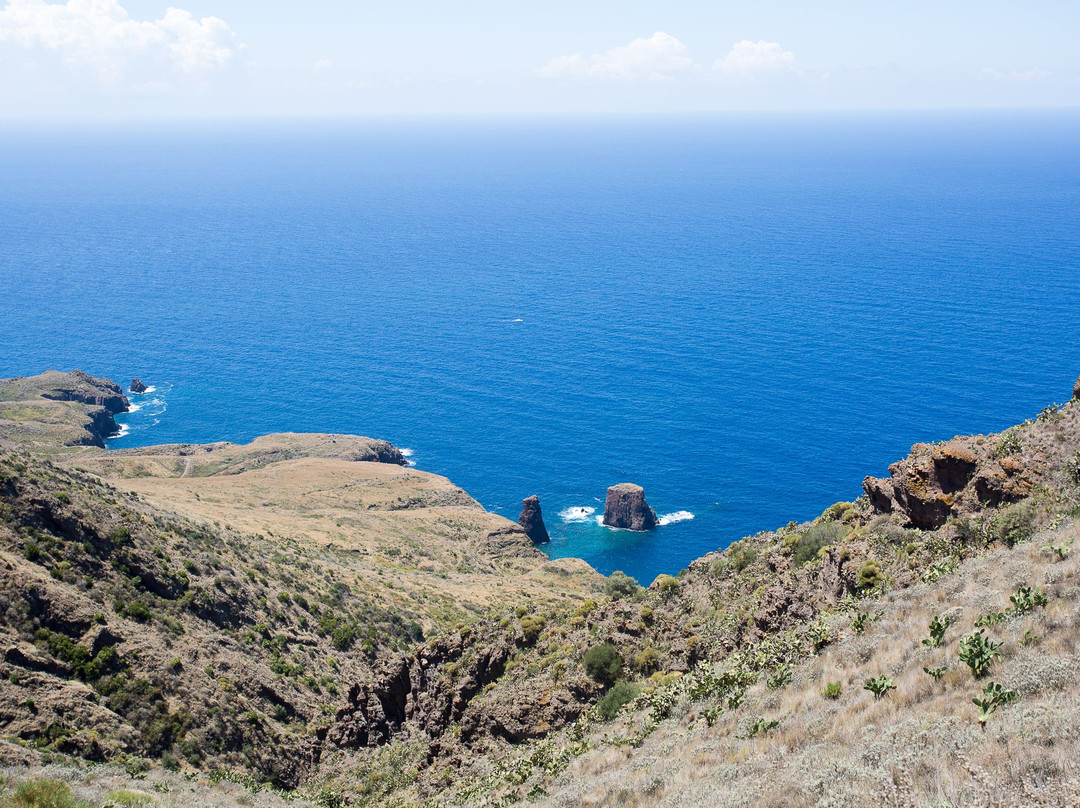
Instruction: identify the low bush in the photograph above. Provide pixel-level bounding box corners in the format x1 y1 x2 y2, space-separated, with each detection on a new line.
519 615 546 645
921 614 952 647
856 559 884 591
728 541 757 573
583 643 624 686
822 681 842 700
790 522 845 567
597 680 640 721
989 499 1037 547
2 778 93 808
604 571 641 600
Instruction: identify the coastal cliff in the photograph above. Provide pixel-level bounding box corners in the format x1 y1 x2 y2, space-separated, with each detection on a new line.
1 370 1079 807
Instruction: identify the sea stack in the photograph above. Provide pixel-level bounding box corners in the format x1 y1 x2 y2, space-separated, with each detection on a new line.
603 483 657 531
1073 373 1080 401
518 495 549 544
130 378 147 394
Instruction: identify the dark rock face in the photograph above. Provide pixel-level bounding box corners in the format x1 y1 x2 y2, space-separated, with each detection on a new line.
518 495 549 543
39 369 129 415
603 483 657 531
328 631 515 751
1074 374 1080 401
129 378 147 394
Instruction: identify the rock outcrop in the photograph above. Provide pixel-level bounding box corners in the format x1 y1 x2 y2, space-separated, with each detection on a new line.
1074 374 1080 401
862 436 1036 529
130 378 147 394
0 370 129 448
36 369 129 415
602 483 657 531
518 495 549 543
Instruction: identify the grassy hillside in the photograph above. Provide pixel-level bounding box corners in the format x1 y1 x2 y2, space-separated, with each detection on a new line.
0 370 1078 807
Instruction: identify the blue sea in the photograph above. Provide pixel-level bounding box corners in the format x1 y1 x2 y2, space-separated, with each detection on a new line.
3 112 1079 584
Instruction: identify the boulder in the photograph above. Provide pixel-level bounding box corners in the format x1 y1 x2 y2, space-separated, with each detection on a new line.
602 483 657 531
517 495 549 543
130 378 147 394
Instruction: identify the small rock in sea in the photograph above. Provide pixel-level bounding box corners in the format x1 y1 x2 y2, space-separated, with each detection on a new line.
130 378 147 394
518 495 549 543
603 483 657 531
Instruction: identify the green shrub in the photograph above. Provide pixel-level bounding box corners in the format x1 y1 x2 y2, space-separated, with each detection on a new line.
108 527 133 546
851 610 880 634
582 643 624 686
791 522 845 567
863 676 895 699
652 574 679 595
633 646 660 673
597 680 640 721
958 629 1002 678
989 499 1037 547
603 571 641 600
766 666 792 690
924 665 947 680
822 681 842 699
856 559 884 591
122 601 153 623
519 615 546 645
23 542 41 562
3 778 93 808
745 717 780 738
105 790 153 807
728 541 757 573
975 611 1006 628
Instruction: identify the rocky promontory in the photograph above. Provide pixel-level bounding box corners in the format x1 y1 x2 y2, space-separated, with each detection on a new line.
0 369 129 449
602 483 657 530
518 495 549 543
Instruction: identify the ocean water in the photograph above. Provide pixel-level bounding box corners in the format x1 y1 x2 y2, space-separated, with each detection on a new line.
2 112 1079 584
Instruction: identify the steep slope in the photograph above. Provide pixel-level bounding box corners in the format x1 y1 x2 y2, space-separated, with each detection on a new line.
0 372 600 793
297 380 1080 806
1 371 1079 808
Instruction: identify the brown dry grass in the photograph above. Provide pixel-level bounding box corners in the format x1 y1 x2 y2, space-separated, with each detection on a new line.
75 452 600 633
534 518 1080 807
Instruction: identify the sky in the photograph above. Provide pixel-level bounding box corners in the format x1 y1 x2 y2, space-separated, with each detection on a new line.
0 0 1078 118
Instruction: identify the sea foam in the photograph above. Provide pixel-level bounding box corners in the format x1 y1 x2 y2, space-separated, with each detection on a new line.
658 511 695 526
559 506 595 523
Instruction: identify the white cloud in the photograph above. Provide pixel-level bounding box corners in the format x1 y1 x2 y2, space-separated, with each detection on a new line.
536 32 696 81
981 67 1050 82
714 40 795 78
0 0 239 86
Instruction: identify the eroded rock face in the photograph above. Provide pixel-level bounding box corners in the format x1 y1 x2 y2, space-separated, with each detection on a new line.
863 436 1035 529
328 631 515 751
130 378 147 394
38 370 129 415
1074 374 1080 401
518 495 549 543
603 483 657 531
